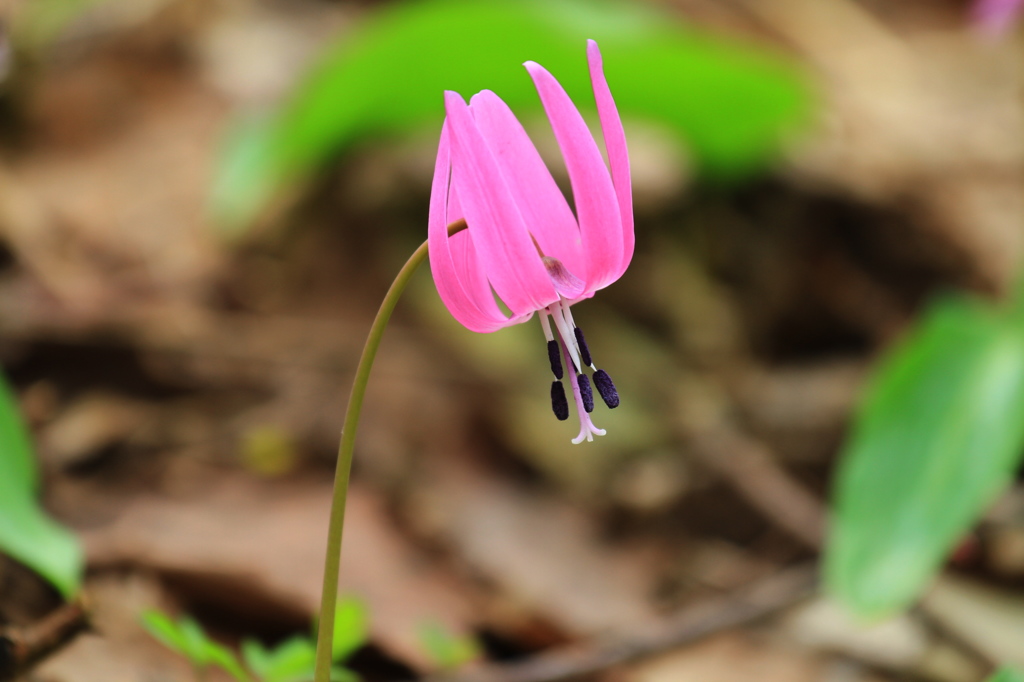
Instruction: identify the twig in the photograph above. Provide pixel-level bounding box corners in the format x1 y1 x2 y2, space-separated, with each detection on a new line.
0 598 90 680
425 564 817 682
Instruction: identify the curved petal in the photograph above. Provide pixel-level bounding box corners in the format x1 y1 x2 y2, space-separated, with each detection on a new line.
444 91 557 316
446 182 518 323
587 40 634 281
428 123 522 333
524 61 623 294
468 90 585 278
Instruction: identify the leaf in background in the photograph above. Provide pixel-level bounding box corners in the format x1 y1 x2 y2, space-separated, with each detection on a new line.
827 294 1024 619
418 621 481 670
330 666 359 682
255 636 317 682
213 0 809 232
203 640 251 682
989 668 1024 682
242 638 274 678
141 610 194 659
0 371 81 598
143 610 250 681
331 597 368 662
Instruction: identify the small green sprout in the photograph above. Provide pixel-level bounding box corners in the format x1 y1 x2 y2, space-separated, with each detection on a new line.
140 610 249 682
142 597 368 682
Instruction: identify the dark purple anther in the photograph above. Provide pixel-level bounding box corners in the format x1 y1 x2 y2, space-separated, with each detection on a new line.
551 381 569 421
594 369 619 408
547 340 563 380
573 327 593 367
578 373 594 413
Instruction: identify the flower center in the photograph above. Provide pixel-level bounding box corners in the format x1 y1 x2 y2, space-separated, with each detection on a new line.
539 298 619 444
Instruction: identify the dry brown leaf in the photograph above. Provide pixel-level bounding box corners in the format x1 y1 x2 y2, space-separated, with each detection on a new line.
81 475 479 669
410 456 662 638
626 632 828 682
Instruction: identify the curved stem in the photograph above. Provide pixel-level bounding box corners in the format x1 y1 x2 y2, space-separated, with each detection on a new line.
314 221 465 682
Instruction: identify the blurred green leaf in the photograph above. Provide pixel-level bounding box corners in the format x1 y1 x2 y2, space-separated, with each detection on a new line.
331 663 360 679
143 610 250 680
142 611 207 663
204 640 251 682
827 294 1024 619
418 621 480 670
0 371 81 598
989 668 1024 682
213 0 809 232
242 638 274 678
141 610 193 659
330 666 359 682
331 597 368 662
254 636 317 682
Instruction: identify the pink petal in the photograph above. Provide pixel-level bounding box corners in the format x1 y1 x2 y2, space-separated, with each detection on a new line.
587 40 634 281
468 90 586 279
428 123 522 333
444 91 558 316
524 60 623 294
446 182 513 323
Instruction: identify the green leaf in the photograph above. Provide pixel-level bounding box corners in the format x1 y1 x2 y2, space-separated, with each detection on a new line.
242 638 274 677
204 640 251 682
988 668 1024 682
418 621 480 670
827 294 1024 619
212 0 809 231
143 611 250 680
260 636 317 682
141 610 194 659
141 612 211 665
331 598 368 662
178 617 211 662
0 371 82 598
330 666 360 682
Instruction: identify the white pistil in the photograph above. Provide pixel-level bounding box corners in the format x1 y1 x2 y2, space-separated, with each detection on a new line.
562 341 606 444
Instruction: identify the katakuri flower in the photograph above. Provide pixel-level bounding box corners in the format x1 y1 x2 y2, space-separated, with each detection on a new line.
428 40 632 444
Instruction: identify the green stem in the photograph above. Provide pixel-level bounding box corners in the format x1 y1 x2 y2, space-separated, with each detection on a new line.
313 221 465 682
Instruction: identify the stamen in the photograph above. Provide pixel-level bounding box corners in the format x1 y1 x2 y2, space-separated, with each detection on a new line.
560 298 578 327
549 304 581 373
593 369 619 408
578 373 594 413
550 381 569 421
547 340 563 380
573 327 593 368
558 299 595 370
539 310 555 342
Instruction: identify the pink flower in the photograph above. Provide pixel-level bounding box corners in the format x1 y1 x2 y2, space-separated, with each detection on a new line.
428 40 632 444
974 0 1023 34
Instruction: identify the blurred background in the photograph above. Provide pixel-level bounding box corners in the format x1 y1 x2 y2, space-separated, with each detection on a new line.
1 0 1023 680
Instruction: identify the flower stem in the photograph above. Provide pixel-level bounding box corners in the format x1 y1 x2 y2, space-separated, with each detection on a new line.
313 221 465 682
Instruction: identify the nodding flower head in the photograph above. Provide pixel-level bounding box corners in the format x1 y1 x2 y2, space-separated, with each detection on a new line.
427 40 632 444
